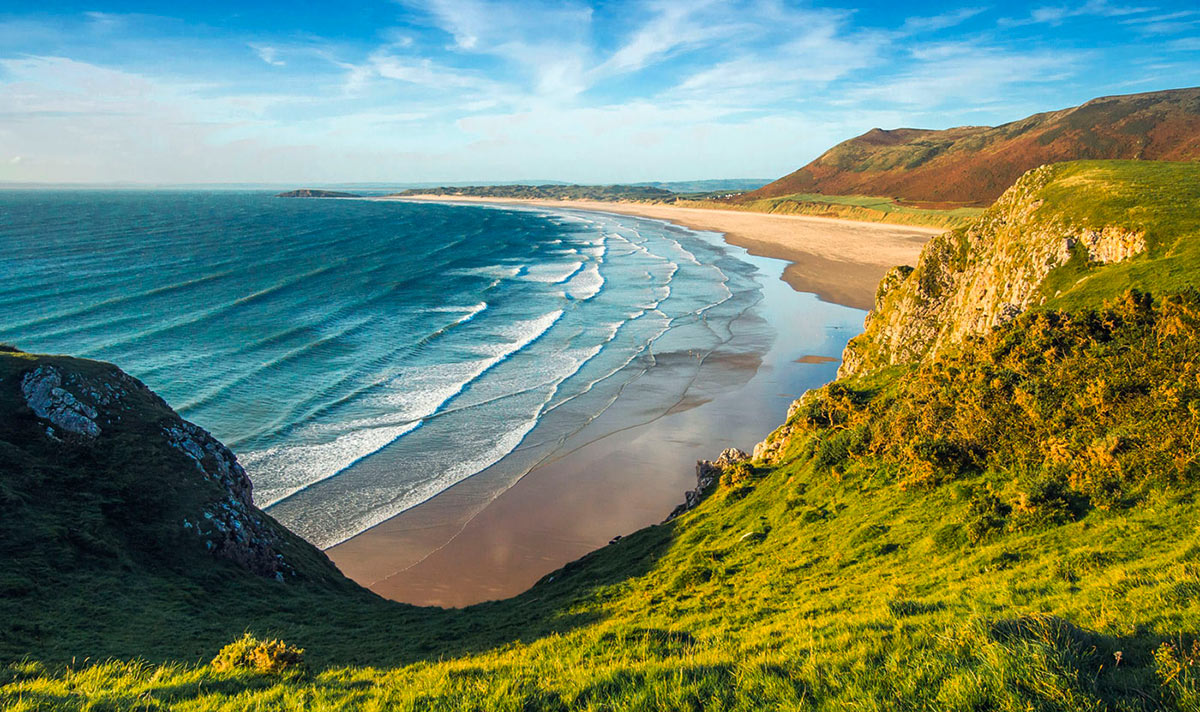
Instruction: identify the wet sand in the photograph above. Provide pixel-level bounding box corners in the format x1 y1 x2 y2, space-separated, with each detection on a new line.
328 201 935 607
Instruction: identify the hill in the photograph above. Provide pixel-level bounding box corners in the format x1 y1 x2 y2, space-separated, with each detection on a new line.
744 88 1200 208
3 161 1200 709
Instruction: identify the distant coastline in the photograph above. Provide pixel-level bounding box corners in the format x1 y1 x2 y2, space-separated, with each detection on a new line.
276 189 361 198
385 194 941 310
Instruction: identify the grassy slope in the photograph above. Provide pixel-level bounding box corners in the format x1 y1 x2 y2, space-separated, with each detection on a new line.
1037 161 1200 308
678 192 981 228
4 160 1200 710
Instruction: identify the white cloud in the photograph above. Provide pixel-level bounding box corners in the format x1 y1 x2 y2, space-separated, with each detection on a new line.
591 0 730 77
901 7 989 34
253 45 286 67
1005 0 1155 26
845 43 1083 108
0 1 1190 184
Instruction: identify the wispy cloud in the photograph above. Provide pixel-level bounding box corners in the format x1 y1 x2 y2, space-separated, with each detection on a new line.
901 7 990 34
1004 0 1154 26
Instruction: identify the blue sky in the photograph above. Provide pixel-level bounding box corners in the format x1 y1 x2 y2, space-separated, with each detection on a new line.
0 1 1197 184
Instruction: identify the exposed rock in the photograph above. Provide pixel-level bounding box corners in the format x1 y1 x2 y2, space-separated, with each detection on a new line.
754 395 819 465
667 448 750 520
21 365 103 438
753 424 794 465
164 421 290 579
715 448 749 464
839 164 1148 378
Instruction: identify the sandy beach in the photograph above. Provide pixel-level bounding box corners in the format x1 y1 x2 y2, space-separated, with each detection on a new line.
389 196 942 309
327 199 940 607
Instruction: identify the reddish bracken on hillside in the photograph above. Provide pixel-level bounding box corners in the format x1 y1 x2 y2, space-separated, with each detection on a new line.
744 87 1200 208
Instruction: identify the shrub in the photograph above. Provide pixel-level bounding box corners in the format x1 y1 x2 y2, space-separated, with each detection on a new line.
813 425 870 472
964 489 1010 544
932 523 967 551
719 462 755 489
211 634 306 675
904 438 979 488
1010 474 1089 531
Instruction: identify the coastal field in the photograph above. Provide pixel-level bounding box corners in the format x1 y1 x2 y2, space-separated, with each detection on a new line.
3 0 1197 706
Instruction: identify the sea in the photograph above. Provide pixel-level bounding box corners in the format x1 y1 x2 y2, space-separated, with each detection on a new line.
0 191 862 548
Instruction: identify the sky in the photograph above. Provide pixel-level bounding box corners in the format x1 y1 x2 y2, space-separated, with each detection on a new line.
0 0 1197 185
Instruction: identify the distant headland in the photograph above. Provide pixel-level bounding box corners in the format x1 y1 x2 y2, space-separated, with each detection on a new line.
276 189 361 198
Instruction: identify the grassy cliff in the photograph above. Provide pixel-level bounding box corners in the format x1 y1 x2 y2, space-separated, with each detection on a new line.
3 160 1200 710
841 160 1200 376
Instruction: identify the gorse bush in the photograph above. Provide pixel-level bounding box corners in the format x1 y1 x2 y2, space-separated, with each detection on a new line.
210 634 305 676
963 488 1010 544
794 290 1200 531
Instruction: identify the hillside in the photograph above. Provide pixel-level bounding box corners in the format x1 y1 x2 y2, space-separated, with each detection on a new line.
744 88 1200 208
3 160 1200 709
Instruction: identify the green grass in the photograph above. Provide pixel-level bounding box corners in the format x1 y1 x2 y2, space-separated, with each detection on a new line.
681 192 982 228
1037 161 1200 309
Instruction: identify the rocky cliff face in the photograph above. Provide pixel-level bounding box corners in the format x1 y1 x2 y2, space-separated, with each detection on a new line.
838 164 1146 378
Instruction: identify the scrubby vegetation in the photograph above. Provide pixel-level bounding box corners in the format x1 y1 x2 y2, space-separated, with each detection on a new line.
210 634 306 676
798 290 1200 507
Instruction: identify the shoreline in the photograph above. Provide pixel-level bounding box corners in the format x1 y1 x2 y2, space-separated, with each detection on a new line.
386 196 942 310
327 199 935 607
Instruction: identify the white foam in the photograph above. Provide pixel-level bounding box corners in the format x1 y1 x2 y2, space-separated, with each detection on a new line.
565 263 604 300
246 421 422 507
313 415 543 548
523 260 584 284
251 309 564 509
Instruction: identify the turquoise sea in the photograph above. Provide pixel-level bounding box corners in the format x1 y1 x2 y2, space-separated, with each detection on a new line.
0 191 861 548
